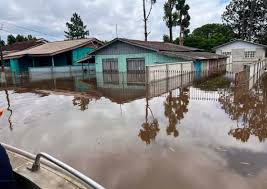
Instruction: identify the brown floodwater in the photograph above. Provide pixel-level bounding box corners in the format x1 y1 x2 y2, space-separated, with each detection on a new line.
0 72 267 189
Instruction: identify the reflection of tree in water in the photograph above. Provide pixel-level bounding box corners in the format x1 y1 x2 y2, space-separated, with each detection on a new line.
72 97 91 111
4 90 13 130
139 99 160 145
164 88 189 137
219 79 267 143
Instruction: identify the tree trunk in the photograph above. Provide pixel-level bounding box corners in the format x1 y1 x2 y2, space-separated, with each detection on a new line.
169 26 173 42
143 0 148 41
179 26 184 46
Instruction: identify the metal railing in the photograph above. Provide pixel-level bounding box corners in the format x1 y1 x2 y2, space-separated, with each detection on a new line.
1 143 106 189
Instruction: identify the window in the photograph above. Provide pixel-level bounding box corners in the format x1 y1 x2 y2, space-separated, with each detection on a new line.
126 58 145 73
102 58 118 73
222 52 231 56
244 51 256 58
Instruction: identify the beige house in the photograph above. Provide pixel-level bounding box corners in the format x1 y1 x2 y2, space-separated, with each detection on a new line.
214 39 267 72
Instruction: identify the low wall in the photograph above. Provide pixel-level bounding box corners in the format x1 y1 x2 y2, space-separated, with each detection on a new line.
146 62 193 83
29 65 95 74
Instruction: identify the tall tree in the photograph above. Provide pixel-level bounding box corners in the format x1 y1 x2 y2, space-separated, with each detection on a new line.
7 35 16 45
143 0 157 41
176 0 190 46
65 13 90 40
163 0 178 42
222 0 266 41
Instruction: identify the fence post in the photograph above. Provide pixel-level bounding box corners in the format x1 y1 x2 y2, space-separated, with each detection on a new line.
145 66 149 84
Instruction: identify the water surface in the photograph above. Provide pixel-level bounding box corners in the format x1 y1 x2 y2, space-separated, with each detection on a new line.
0 72 267 189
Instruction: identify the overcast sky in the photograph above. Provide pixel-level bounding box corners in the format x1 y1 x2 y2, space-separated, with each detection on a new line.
0 0 229 42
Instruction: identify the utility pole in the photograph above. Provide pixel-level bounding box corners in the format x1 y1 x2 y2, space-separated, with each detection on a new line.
0 23 4 72
143 0 148 41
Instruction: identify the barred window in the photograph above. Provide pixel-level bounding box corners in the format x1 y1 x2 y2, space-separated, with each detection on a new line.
244 51 256 58
222 52 231 56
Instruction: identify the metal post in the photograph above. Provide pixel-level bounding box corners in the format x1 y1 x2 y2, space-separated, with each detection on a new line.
51 56 55 72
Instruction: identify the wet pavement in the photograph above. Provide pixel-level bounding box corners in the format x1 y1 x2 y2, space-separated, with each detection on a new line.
0 72 267 189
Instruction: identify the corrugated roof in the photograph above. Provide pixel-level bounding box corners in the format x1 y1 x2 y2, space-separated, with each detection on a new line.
4 38 101 59
213 39 267 50
160 51 226 60
120 38 201 52
89 38 225 61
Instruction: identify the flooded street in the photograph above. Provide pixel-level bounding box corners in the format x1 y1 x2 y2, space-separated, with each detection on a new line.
0 72 267 189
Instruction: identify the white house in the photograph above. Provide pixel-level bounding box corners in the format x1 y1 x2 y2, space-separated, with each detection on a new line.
214 39 267 72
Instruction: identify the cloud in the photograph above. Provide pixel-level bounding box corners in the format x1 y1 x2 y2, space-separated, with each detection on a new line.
0 0 230 42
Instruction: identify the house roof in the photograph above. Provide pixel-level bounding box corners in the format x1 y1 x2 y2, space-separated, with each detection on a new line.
88 38 224 61
160 51 226 61
2 39 47 53
4 38 103 60
213 39 267 50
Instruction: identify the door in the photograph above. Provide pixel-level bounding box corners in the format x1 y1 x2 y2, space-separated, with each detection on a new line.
102 58 118 73
194 60 202 80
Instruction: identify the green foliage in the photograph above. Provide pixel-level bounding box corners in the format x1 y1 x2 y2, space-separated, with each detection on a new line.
222 0 266 41
184 24 235 51
0 40 5 46
163 34 171 42
194 76 231 91
176 0 190 45
7 34 37 45
65 12 90 40
163 0 179 42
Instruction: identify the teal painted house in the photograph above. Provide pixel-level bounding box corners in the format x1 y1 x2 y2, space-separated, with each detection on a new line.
87 38 226 73
4 38 103 72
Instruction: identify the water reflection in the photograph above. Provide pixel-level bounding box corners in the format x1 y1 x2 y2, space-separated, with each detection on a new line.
4 90 13 130
164 88 189 138
73 97 92 111
219 76 267 143
139 98 160 144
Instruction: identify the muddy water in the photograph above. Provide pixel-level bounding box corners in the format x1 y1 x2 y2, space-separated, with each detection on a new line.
0 72 267 189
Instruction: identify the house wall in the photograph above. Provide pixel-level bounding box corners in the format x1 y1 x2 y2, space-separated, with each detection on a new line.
95 52 181 72
94 41 183 72
215 41 266 72
10 59 19 72
72 47 94 65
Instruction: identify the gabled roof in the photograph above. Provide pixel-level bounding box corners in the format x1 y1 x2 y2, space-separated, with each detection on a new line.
90 38 202 55
88 38 224 61
213 39 267 50
4 38 103 60
2 39 47 53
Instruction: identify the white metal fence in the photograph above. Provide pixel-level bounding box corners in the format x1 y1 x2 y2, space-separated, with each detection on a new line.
146 62 193 83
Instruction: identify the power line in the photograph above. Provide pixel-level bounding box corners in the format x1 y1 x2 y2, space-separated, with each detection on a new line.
0 21 62 40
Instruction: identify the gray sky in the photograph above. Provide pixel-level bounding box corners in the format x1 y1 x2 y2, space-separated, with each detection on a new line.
0 0 229 42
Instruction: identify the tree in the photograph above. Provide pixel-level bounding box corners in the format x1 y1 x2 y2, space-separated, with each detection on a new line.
7 34 37 45
7 35 16 45
0 39 5 46
143 0 157 41
163 34 171 42
184 24 235 51
222 0 266 41
163 0 178 42
65 13 90 40
176 0 190 46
